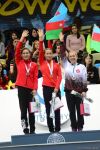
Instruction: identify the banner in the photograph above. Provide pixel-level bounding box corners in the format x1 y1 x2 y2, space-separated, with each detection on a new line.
0 0 99 31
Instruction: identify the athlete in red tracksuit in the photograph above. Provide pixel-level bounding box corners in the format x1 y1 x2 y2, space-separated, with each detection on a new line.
38 29 62 132
15 30 38 134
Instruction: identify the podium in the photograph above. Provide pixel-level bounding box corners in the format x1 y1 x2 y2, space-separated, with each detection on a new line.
0 130 100 150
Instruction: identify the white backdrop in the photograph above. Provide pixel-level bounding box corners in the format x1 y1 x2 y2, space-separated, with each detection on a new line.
0 84 100 142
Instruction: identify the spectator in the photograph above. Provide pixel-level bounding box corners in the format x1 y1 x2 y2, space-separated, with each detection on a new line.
25 28 39 50
9 60 17 85
32 40 39 62
53 44 61 64
6 38 19 71
0 63 8 89
0 32 5 59
83 53 99 84
66 24 85 63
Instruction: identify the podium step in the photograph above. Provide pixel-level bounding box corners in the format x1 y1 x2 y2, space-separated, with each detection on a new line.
11 130 100 145
0 130 100 150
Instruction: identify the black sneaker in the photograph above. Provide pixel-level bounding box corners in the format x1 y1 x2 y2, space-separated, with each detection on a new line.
30 131 35 134
23 128 29 134
72 128 77 132
78 128 83 132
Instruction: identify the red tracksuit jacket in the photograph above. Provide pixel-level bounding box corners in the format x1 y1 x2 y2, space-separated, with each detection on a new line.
15 41 38 90
39 41 62 89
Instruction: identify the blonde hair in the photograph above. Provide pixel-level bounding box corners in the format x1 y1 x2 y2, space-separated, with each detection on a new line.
68 50 78 56
45 48 53 53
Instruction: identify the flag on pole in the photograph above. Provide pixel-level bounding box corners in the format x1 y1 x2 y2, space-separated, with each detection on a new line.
90 24 100 52
46 3 67 40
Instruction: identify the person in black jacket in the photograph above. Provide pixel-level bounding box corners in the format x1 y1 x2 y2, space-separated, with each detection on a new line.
83 53 99 84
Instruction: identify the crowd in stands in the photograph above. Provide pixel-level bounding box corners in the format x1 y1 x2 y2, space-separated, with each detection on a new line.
0 24 100 90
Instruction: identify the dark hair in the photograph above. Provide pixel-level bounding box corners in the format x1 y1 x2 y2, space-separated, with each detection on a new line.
28 28 39 46
71 24 80 39
11 31 17 36
83 53 93 67
32 28 38 32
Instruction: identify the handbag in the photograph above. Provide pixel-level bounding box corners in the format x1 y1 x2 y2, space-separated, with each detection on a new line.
29 95 41 113
80 102 90 116
54 97 63 111
50 96 63 118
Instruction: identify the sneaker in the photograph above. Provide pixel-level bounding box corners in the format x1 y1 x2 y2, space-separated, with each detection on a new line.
49 130 55 133
30 131 35 134
55 129 60 133
21 119 27 130
78 128 83 131
72 128 77 132
30 127 35 134
23 128 29 134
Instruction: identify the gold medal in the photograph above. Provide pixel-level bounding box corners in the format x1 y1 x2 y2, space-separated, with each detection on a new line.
50 75 53 78
26 72 30 76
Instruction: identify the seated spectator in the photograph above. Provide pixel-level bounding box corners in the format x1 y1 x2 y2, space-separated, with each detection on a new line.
25 28 39 51
6 38 19 71
32 40 39 62
8 60 17 89
0 63 9 89
53 44 61 64
0 32 5 59
83 53 99 84
6 31 18 46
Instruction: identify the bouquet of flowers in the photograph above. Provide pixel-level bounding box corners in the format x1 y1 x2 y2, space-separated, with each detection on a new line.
71 90 93 103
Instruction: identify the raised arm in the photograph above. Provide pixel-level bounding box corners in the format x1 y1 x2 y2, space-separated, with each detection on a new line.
59 32 68 67
38 29 45 65
15 30 29 65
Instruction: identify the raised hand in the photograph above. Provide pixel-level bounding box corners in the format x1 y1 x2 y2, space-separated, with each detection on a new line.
59 32 64 42
21 30 29 38
20 30 29 42
38 29 44 41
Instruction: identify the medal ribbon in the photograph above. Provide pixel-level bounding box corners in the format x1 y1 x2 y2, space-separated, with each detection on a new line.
47 60 53 76
25 62 32 76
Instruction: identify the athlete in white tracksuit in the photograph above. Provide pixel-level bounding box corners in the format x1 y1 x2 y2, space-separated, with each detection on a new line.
60 41 88 131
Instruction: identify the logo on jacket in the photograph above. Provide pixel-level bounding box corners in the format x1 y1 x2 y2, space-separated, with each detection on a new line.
76 69 80 73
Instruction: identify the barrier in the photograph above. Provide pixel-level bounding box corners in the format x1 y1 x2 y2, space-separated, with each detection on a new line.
0 84 100 143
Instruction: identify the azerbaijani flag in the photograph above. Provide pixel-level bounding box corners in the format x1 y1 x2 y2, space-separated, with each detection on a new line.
91 24 100 52
46 3 67 40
